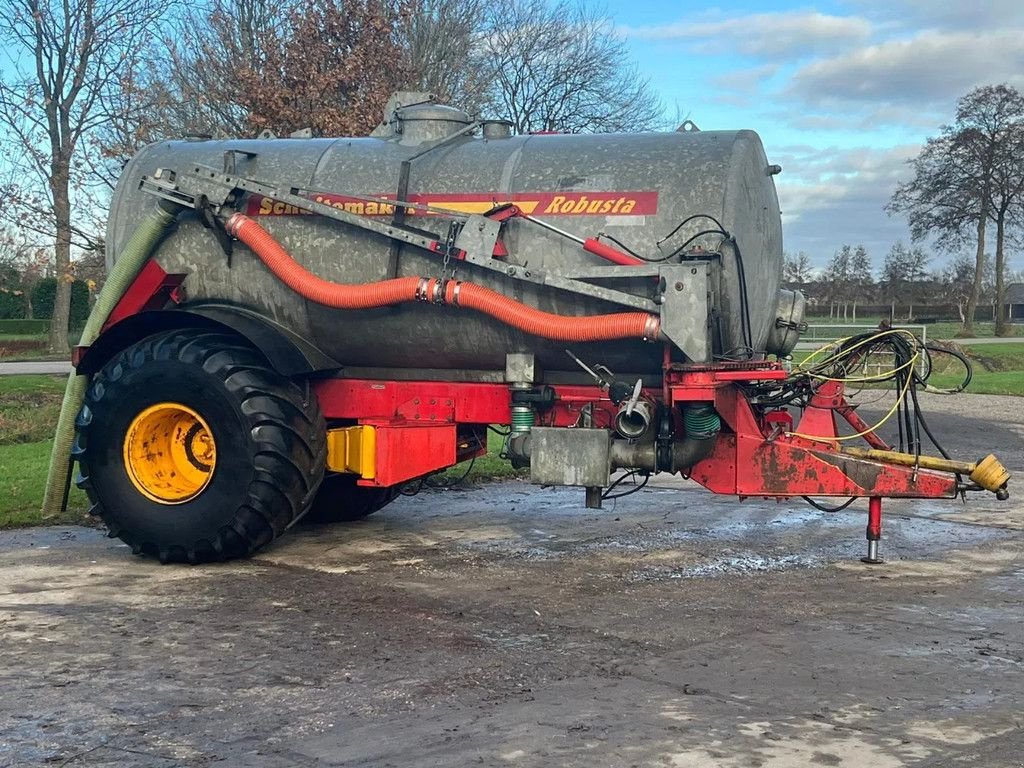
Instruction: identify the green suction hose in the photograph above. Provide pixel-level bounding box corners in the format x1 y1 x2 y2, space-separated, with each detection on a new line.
41 202 182 518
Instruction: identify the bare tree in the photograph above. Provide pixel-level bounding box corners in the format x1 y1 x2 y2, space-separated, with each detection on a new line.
986 114 1024 334
480 0 663 134
889 84 1024 336
0 0 168 352
783 251 814 285
941 254 979 326
399 0 491 114
117 0 406 147
881 242 930 321
824 246 853 319
848 245 872 322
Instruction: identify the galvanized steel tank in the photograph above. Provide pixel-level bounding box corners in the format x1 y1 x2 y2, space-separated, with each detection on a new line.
107 98 786 377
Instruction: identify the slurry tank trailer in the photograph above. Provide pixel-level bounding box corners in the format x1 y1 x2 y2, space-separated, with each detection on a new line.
44 94 1009 564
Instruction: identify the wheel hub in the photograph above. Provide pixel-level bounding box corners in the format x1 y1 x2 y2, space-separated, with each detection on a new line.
123 402 217 504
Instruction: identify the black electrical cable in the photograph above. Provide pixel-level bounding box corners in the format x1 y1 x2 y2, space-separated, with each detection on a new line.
596 213 728 263
664 229 731 261
802 496 857 512
729 238 754 351
909 384 952 460
602 471 650 500
425 457 477 489
599 233 645 259
923 344 973 393
656 213 727 248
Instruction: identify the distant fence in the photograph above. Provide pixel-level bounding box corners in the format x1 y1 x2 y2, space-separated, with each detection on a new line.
805 304 997 323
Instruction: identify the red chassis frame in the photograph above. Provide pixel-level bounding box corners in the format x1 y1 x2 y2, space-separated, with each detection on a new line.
311 368 958 502
312 365 958 565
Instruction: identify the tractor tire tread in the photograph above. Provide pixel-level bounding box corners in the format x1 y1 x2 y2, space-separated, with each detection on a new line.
76 329 325 563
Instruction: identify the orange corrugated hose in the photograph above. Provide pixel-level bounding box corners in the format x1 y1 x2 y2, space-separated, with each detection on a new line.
441 281 657 342
226 214 423 309
226 213 660 342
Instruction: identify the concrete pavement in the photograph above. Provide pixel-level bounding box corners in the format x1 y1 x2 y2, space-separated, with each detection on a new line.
0 360 72 375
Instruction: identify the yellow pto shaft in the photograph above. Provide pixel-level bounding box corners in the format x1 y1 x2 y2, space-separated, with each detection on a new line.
840 447 1010 498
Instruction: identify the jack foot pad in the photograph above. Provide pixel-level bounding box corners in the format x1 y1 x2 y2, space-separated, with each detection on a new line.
860 539 882 565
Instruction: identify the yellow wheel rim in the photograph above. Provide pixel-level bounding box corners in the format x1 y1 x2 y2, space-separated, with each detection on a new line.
123 402 217 504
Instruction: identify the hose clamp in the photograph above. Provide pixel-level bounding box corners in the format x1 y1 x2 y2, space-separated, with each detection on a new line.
451 281 462 306
415 277 431 302
225 213 242 237
643 315 661 342
433 278 446 304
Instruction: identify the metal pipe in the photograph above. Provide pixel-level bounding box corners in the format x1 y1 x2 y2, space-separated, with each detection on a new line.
523 214 585 244
609 432 717 473
614 399 654 439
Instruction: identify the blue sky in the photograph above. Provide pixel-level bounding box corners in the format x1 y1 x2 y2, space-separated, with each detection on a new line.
602 0 1024 272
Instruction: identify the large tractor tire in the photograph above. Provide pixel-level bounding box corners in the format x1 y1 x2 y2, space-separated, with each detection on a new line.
74 329 326 563
304 473 402 524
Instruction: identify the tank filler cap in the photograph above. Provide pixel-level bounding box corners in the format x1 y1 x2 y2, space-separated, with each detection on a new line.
482 120 513 139
394 103 473 145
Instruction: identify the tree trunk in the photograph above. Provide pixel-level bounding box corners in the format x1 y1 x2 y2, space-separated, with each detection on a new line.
994 212 1008 336
852 300 857 322
964 210 987 335
47 165 72 354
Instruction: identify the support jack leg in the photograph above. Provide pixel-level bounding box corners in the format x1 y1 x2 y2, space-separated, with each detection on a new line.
861 496 883 565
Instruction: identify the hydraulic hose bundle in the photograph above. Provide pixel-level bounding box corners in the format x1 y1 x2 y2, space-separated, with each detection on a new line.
746 328 974 458
225 214 661 343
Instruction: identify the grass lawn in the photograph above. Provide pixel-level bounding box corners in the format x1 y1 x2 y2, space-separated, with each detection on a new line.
431 428 525 485
929 342 1024 396
0 330 81 360
927 370 1024 396
797 338 1024 396
0 374 89 528
804 318 1018 341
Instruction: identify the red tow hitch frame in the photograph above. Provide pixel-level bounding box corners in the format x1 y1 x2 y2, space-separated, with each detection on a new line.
311 359 989 564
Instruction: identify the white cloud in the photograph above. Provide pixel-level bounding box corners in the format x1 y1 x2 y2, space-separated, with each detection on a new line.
624 11 871 60
774 145 919 263
788 30 1024 108
711 65 777 95
851 0 1024 32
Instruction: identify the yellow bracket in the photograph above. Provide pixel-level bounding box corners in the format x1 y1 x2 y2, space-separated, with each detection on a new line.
326 425 376 479
840 447 1010 496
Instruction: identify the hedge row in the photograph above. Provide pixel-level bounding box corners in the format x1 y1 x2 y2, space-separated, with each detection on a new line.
0 318 49 335
0 278 91 325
